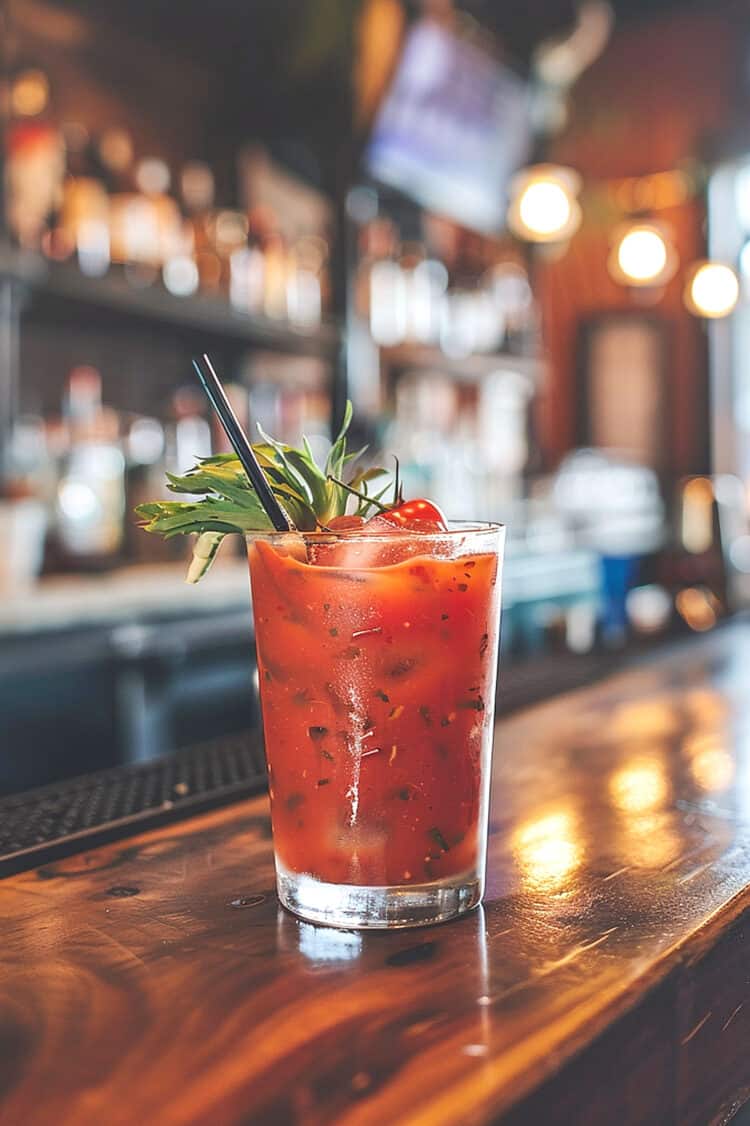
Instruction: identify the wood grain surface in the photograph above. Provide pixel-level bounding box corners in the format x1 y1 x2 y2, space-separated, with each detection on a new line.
5 623 750 1125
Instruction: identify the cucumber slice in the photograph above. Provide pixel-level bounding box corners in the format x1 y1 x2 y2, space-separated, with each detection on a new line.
186 531 225 584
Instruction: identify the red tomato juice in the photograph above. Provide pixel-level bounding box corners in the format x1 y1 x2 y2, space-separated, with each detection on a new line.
248 531 502 888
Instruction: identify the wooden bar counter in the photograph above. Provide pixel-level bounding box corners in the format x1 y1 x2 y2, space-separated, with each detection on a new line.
5 622 750 1125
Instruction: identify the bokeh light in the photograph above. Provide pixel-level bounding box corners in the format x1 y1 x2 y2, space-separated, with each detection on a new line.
135 158 171 196
676 586 719 632
608 223 678 287
609 756 669 814
520 182 571 237
507 165 582 243
11 70 50 117
685 261 739 318
99 128 134 173
690 746 734 792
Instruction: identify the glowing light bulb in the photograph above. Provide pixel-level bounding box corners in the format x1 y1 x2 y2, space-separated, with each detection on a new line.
519 182 571 237
608 222 677 287
617 228 667 282
685 262 739 319
507 165 582 243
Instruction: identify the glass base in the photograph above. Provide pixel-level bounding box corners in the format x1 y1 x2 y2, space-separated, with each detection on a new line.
275 860 482 930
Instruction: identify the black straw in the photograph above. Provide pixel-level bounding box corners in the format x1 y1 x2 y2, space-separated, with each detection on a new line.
192 353 291 532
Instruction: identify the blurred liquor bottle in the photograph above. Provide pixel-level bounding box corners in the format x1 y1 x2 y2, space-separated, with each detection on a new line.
660 477 728 633
180 161 222 293
4 67 65 250
287 235 325 328
122 414 171 564
229 211 265 315
96 127 136 195
0 416 53 591
108 156 182 283
164 386 212 481
262 227 290 320
53 367 126 570
57 123 111 276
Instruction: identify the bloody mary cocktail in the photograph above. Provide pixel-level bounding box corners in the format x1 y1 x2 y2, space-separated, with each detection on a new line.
248 521 504 929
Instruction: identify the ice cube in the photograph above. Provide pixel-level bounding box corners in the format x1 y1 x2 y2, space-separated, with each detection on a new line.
307 515 412 569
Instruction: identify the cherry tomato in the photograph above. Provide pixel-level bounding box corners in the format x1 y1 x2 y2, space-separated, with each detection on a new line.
378 498 448 530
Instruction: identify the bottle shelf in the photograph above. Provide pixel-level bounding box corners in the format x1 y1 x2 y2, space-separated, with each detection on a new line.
0 245 340 359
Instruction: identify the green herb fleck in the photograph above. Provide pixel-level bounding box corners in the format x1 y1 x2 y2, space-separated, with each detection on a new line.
329 627 339 637
308 725 328 740
286 793 305 812
459 697 485 712
374 688 390 703
428 827 450 853
317 778 330 787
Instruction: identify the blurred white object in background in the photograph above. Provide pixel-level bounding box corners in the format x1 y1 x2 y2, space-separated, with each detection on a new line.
488 262 534 331
626 584 673 634
0 499 47 592
56 442 125 558
163 255 199 297
126 417 165 467
370 258 408 346
76 217 111 278
408 259 448 344
55 368 126 562
286 266 322 328
229 245 265 312
478 369 533 477
553 448 666 555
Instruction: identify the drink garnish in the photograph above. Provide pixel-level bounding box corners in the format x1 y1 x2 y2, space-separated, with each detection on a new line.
136 400 392 581
380 498 447 530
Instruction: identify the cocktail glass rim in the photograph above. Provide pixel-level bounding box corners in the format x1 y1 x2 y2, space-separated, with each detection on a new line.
244 520 504 545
